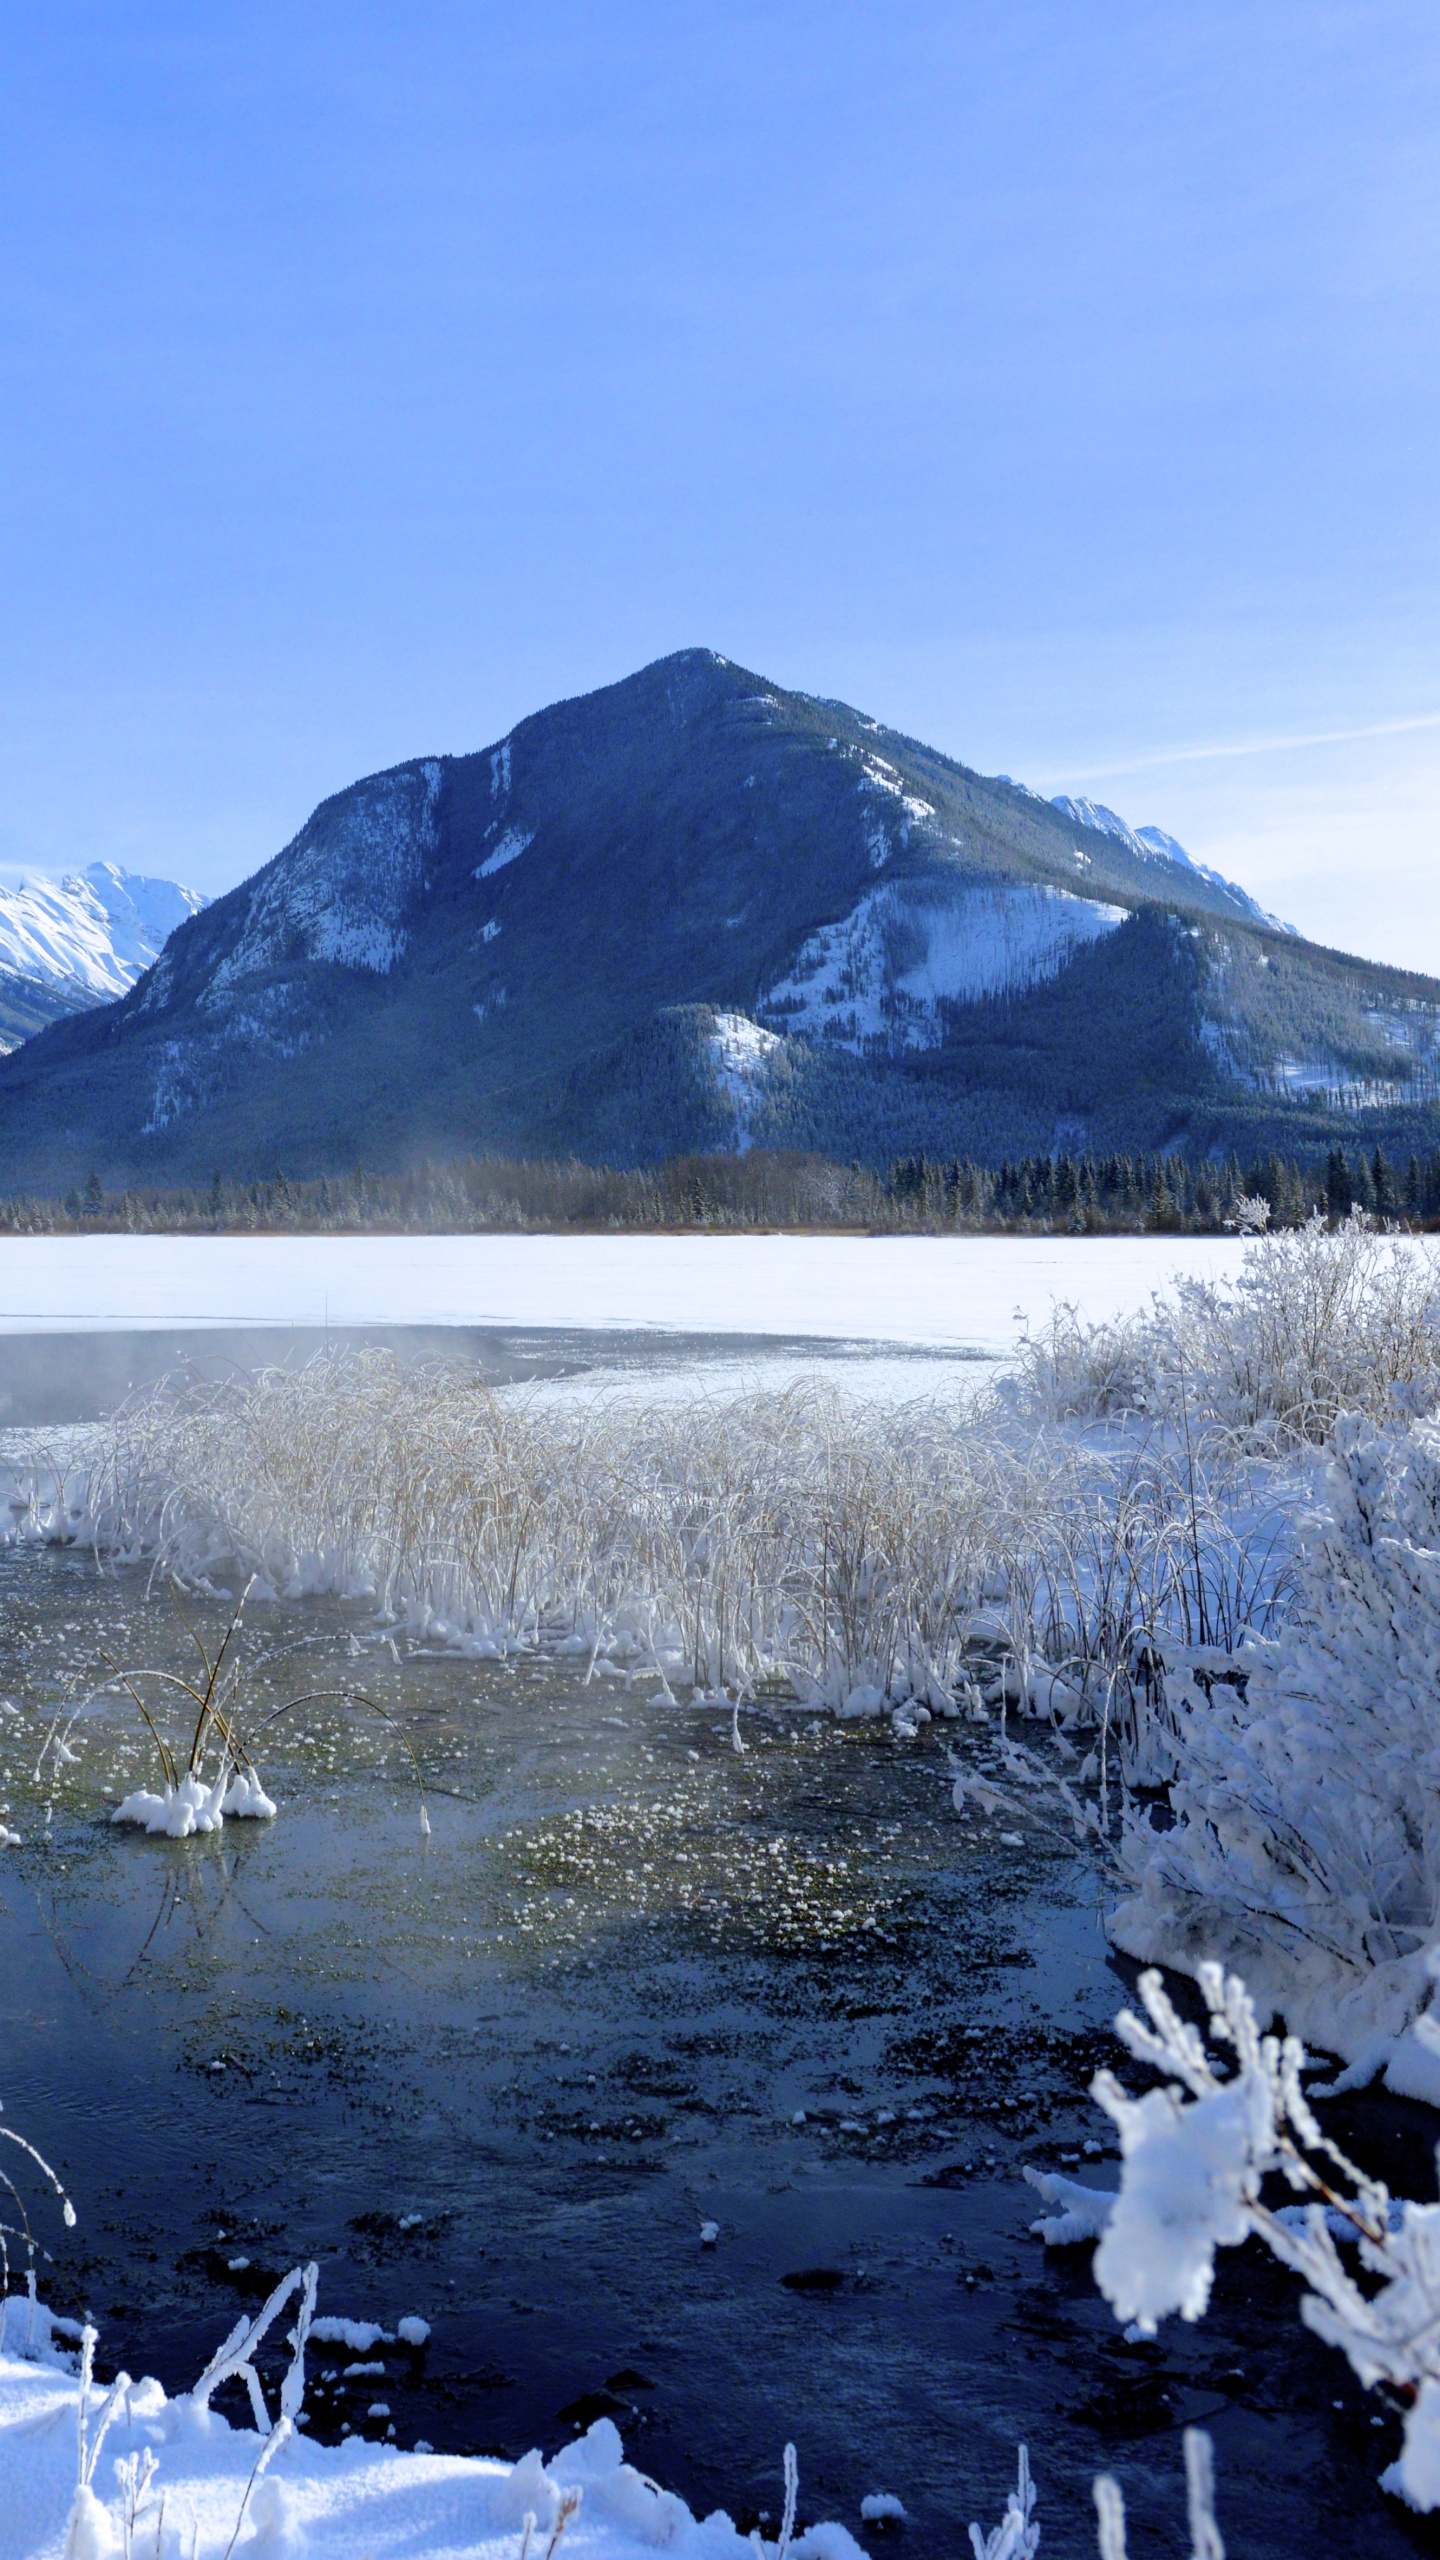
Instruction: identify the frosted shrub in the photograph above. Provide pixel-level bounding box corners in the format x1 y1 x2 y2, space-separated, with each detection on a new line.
1013 1215 1440 1443
1052 1963 1440 2518
1171 1216 1440 1440
1112 1412 1440 2087
1004 1303 1155 1424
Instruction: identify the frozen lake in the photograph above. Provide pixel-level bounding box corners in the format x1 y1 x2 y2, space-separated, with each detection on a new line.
0 1233 1262 1422
0 1232 1248 1349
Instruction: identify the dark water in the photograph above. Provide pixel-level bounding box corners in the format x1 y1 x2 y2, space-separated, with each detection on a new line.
0 1548 1437 2556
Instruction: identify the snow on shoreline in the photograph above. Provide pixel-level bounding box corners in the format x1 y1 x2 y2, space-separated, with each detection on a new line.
0 1233 1251 1351
0 2313 865 2560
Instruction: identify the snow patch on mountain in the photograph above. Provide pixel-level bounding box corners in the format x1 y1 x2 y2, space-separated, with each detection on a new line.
856 753 935 823
475 828 533 880
0 862 206 1005
1201 944 1440 1112
144 1036 210 1135
761 878 1125 1052
705 1012 782 1148
206 761 440 999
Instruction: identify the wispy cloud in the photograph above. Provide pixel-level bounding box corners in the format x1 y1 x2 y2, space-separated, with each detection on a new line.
1038 711 1440 787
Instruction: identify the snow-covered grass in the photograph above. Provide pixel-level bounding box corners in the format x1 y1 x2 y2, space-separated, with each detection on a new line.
0 2302 870 2560
2 2101 872 2560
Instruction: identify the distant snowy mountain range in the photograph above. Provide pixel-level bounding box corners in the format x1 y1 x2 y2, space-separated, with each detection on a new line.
0 862 208 1051
1045 796 1297 938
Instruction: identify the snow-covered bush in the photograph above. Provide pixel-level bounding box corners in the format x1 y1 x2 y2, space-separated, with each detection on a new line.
1037 1962 1440 2519
1112 1411 1440 2090
1012 1215 1440 1443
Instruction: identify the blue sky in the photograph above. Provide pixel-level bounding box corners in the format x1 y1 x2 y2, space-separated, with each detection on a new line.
1 1 1437 966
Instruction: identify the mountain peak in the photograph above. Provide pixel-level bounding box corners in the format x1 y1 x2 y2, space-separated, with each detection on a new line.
0 860 208 1047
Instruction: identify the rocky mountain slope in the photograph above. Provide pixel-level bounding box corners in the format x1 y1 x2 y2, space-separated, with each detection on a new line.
0 862 207 1053
0 650 1436 1186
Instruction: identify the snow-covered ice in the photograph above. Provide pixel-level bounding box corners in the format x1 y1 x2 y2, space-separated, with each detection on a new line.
0 1234 1251 1353
1022 2167 1116 2246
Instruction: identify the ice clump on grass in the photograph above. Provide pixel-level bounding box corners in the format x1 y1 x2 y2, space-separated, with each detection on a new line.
110 1768 276 1837
0 2287 83 2368
1022 2168 1115 2246
223 1770 278 1819
307 2319 389 2351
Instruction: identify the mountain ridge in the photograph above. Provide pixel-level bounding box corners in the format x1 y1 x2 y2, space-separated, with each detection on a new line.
0 649 1436 1186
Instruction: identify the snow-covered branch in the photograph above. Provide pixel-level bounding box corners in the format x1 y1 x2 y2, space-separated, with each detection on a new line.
1038 1960 1440 2514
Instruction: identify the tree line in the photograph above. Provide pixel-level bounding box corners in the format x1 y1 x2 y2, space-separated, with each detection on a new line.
0 1139 1434 1235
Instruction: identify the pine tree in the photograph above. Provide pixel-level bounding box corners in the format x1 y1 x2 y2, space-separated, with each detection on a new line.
1373 1147 1396 1219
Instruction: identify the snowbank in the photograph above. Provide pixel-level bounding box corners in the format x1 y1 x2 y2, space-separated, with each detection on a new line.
0 2344 865 2560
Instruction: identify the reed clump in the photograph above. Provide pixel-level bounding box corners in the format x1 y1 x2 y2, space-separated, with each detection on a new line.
13 1358 1287 1777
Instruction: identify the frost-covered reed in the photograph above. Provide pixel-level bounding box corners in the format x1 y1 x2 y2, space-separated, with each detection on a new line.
5 1359 1287 1764
1035 1960 1440 2524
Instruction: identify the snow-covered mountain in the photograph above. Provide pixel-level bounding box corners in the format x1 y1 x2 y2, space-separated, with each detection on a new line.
0 651 1434 1187
1048 796 1296 936
0 863 207 1015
